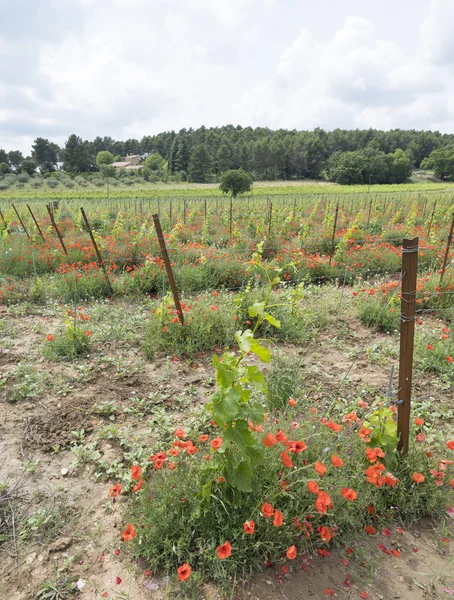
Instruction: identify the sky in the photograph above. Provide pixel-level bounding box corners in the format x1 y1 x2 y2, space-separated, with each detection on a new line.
1 0 454 154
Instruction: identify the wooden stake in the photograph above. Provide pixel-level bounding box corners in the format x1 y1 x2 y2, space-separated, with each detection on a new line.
153 214 184 325
397 237 419 455
0 209 9 234
27 204 45 241
46 204 68 255
440 213 454 286
12 204 30 239
328 202 339 266
80 207 113 294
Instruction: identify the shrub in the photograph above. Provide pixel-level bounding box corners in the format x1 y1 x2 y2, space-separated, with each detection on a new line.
43 311 92 360
17 173 30 183
356 287 400 332
46 179 59 188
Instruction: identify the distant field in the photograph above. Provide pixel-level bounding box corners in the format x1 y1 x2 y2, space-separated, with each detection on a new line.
2 178 454 201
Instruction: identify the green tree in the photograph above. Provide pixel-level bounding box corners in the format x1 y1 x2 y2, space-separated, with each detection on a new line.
99 164 116 179
7 150 23 171
20 158 37 175
0 162 10 174
174 136 191 174
144 152 165 171
219 169 253 197
216 143 232 173
387 148 412 183
0 149 8 164
32 138 58 172
421 146 454 179
96 150 115 168
63 134 92 172
188 144 212 183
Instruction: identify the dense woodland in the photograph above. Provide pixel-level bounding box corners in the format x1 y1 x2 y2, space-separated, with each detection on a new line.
2 126 454 184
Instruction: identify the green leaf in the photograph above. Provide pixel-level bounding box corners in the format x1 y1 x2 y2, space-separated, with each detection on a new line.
250 340 270 362
222 388 241 419
234 329 253 353
248 401 265 424
244 445 264 465
236 461 253 492
244 366 268 393
248 302 265 318
213 355 235 388
264 312 281 328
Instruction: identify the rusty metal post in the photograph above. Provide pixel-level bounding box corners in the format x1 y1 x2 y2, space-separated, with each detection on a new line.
80 207 113 294
12 204 30 239
229 197 233 237
427 199 437 236
366 197 373 228
268 201 273 236
440 213 454 286
328 202 339 266
27 204 45 241
46 204 68 255
0 209 9 234
397 237 419 455
152 214 184 325
169 200 172 227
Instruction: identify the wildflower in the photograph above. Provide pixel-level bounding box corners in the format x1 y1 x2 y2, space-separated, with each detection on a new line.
243 520 255 535
154 458 165 469
331 455 344 468
261 502 275 518
288 398 297 407
281 451 294 468
365 526 377 535
385 472 399 487
131 465 141 481
286 545 297 560
177 563 191 582
416 433 426 442
315 490 334 514
324 588 335 596
319 526 332 543
447 356 453 363
216 476 225 483
175 428 185 439
115 576 122 584
273 510 284 527
186 442 198 455
109 483 121 497
210 437 223 450
85 330 92 336
263 433 277 447
427 344 434 351
365 447 385 463
358 427 372 442
168 462 176 470
121 524 136 542
47 334 54 341
307 480 319 494
360 592 369 599
199 434 209 443
216 541 232 559
414 417 424 426
325 420 342 432
382 528 391 537
169 448 179 456
132 478 143 492
318 549 331 557
340 487 357 501
314 462 326 476
276 430 288 443
447 441 454 450
289 440 307 453
412 472 424 483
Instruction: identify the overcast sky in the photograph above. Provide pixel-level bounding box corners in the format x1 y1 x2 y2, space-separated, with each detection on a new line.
1 0 454 154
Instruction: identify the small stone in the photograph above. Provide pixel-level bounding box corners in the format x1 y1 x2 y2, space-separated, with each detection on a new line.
26 552 37 564
266 580 272 585
48 537 72 553
61 468 69 476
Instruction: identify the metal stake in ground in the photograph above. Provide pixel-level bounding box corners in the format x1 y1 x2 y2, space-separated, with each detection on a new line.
328 202 339 266
397 237 419 455
152 214 184 325
27 204 45 241
268 202 273 236
11 204 30 240
80 207 113 295
427 199 437 237
46 204 68 255
440 213 454 286
229 197 233 237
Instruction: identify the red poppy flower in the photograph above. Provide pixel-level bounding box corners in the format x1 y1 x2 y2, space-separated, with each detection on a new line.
314 462 326 476
447 356 453 363
412 472 424 483
175 428 185 439
281 451 294 468
286 545 297 560
426 344 434 350
319 526 332 543
360 592 369 599
288 440 307 453
210 437 223 450
288 398 297 407
115 576 122 584
273 510 284 527
132 478 143 492
169 447 179 456
47 334 54 341
340 487 357 501
177 563 191 582
263 433 277 447
131 465 141 481
331 455 344 468
324 588 335 596
414 417 424 426
307 480 319 494
168 462 176 470
216 541 232 559
186 442 198 455
318 549 331 557
392 549 400 557
447 441 454 450
109 483 121 497
358 427 372 442
243 520 255 534
154 458 164 469
199 434 209 443
276 430 288 443
365 525 377 535
121 524 136 542
315 490 334 514
261 502 274 518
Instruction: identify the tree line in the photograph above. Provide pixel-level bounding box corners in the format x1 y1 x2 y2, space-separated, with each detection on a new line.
2 126 454 184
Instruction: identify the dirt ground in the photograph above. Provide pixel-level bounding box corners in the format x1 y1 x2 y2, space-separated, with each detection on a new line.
0 301 453 600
